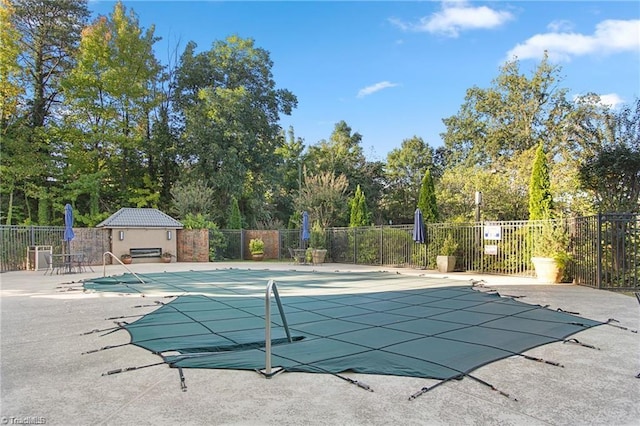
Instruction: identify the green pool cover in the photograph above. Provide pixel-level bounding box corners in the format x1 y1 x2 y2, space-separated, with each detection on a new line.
84 269 603 387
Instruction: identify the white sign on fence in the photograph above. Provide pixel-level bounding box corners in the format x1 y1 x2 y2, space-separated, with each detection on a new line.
485 245 498 255
483 225 502 240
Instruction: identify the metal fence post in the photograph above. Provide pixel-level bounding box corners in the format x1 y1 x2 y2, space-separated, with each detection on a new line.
379 226 383 266
597 213 602 289
240 229 244 260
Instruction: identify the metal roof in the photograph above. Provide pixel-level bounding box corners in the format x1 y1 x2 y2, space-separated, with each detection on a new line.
96 208 184 229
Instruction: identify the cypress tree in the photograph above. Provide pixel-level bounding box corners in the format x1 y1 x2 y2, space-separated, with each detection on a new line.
228 196 242 229
349 184 370 227
418 169 439 223
528 143 553 220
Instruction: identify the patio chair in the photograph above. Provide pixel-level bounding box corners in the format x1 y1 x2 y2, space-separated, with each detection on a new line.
43 253 62 275
72 252 94 273
288 248 302 264
43 253 53 275
288 247 306 264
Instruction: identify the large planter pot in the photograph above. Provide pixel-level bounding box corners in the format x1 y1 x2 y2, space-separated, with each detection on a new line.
531 257 563 283
311 249 327 265
252 253 264 261
162 256 172 263
436 255 456 273
121 257 132 265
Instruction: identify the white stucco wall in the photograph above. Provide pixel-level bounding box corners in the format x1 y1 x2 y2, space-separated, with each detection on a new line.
110 228 178 263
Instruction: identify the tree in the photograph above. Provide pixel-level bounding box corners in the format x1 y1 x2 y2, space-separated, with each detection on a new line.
295 170 348 228
228 196 243 229
439 54 580 217
436 164 529 222
381 136 435 224
0 0 27 223
358 159 386 224
173 36 297 225
12 0 89 127
349 184 370 227
576 99 640 277
417 169 439 223
305 121 366 178
577 99 640 213
61 1 162 218
304 120 386 226
273 126 305 225
528 143 553 220
1 0 88 224
170 180 216 220
148 105 181 208
580 146 640 213
442 53 572 168
0 0 23 128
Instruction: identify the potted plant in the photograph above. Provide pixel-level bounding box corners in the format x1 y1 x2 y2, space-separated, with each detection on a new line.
249 238 265 261
120 253 132 265
531 220 570 283
436 233 458 273
309 221 327 265
161 251 173 263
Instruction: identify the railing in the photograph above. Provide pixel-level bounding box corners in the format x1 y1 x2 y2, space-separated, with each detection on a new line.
0 226 64 271
226 222 547 275
3 215 638 289
571 214 639 290
102 251 145 284
324 222 543 276
212 229 243 260
219 215 639 289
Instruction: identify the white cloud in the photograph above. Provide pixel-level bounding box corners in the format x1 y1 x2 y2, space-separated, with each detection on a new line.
357 81 398 98
390 0 513 38
547 20 574 33
388 17 409 32
506 19 640 62
574 93 625 109
598 93 625 108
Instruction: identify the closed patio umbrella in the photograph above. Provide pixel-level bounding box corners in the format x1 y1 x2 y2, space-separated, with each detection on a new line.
63 203 75 254
301 211 310 248
412 208 425 244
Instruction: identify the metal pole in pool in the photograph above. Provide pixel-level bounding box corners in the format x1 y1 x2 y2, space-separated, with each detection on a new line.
265 280 273 375
260 280 290 378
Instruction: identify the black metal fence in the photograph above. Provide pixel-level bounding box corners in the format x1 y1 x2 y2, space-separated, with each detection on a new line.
218 215 638 290
0 226 110 271
211 229 243 260
0 226 64 271
270 222 540 276
3 214 638 290
571 214 639 290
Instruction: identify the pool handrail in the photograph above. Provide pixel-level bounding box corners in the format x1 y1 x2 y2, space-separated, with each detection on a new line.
102 251 145 284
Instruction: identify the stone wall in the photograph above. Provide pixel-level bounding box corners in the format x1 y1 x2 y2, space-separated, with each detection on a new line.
177 229 209 262
244 230 279 260
69 228 111 265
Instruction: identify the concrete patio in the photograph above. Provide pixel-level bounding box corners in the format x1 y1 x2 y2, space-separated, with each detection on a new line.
1 262 638 425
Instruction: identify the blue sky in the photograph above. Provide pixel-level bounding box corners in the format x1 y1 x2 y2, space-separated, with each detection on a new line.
89 1 640 160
